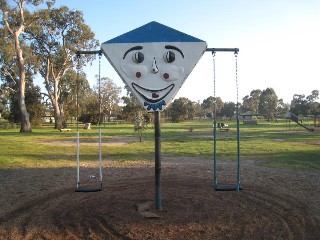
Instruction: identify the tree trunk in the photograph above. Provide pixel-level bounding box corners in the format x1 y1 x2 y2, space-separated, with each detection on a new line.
19 80 32 132
52 98 66 129
14 32 32 132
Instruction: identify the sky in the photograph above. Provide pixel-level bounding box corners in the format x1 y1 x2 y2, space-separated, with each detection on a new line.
36 0 320 104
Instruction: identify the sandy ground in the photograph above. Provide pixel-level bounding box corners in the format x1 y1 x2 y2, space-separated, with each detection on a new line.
0 152 319 240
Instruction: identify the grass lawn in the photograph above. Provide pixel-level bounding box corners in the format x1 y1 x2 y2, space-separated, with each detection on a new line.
0 119 319 171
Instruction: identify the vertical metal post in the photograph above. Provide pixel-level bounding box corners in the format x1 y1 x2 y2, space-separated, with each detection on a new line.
154 111 162 210
236 115 241 191
98 127 103 189
213 118 217 188
76 131 80 188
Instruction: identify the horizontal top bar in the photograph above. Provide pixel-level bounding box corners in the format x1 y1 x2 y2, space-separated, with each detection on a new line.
76 50 102 56
206 48 239 53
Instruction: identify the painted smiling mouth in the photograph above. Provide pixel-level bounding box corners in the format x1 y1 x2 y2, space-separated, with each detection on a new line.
132 83 174 103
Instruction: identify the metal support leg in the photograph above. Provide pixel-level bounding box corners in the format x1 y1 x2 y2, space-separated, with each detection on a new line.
154 111 162 210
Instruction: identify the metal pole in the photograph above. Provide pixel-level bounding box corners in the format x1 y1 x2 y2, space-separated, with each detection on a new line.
76 50 102 55
76 131 80 188
236 115 241 191
206 48 239 53
213 118 217 188
98 127 103 187
154 111 162 210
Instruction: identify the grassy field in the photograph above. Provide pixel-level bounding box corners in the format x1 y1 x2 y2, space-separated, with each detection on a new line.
0 119 319 171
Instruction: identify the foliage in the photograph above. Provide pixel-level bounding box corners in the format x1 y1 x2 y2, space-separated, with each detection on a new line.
242 89 261 113
201 96 223 118
258 88 278 121
220 102 236 120
133 111 148 142
167 97 195 122
121 88 144 122
290 90 320 116
27 6 99 129
97 77 122 122
0 0 46 132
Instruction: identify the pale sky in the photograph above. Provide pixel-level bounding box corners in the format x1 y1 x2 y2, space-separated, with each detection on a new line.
40 0 320 103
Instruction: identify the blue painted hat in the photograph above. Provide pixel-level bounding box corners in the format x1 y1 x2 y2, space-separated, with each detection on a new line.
104 21 205 43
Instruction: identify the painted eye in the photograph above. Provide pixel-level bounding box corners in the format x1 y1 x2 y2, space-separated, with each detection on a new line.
163 51 175 63
132 52 144 63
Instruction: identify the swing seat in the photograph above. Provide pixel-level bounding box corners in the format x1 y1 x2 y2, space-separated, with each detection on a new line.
75 187 102 192
214 184 242 191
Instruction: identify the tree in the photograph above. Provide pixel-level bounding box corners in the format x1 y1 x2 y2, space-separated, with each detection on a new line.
98 77 121 122
121 88 144 122
28 6 99 129
306 90 320 115
220 101 236 120
276 99 289 116
201 96 223 119
0 0 53 132
290 94 307 116
291 90 320 116
258 88 278 121
167 97 194 122
242 89 261 113
133 111 148 142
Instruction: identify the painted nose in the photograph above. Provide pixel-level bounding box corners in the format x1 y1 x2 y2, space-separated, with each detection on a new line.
152 57 159 74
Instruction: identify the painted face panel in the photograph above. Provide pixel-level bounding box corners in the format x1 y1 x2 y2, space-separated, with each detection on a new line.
101 22 207 112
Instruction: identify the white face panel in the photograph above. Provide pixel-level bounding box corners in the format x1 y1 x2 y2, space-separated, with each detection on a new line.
101 22 207 112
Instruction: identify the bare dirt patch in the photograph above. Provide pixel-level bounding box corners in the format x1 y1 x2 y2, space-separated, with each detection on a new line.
0 157 319 239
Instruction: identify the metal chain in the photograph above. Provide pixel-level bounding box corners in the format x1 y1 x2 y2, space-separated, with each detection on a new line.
234 51 239 115
212 51 216 118
76 53 81 131
98 52 102 125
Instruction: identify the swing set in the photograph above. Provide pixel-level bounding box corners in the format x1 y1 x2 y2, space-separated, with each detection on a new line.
73 47 242 193
74 50 103 192
206 48 242 191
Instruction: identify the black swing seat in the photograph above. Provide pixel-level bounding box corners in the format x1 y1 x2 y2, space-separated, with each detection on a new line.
214 184 242 191
75 186 103 192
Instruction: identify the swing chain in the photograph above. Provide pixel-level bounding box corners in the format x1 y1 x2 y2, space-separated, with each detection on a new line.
234 51 239 115
212 51 216 119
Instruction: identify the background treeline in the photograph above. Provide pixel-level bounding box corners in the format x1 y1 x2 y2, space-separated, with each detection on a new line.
1 1 319 129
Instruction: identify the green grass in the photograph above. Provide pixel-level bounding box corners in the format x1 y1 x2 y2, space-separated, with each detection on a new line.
0 120 319 171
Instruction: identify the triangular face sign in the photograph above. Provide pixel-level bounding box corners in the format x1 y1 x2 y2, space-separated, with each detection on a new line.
101 21 207 112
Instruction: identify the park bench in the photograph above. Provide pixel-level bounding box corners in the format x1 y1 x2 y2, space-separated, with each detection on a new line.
219 127 230 132
216 123 230 132
59 128 71 132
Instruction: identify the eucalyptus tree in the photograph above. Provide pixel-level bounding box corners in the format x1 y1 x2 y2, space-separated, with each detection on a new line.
0 0 54 132
258 88 278 121
28 6 99 129
98 77 122 122
201 96 223 119
242 89 261 113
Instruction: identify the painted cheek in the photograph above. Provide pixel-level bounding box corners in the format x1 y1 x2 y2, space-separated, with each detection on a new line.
163 73 169 79
136 72 142 78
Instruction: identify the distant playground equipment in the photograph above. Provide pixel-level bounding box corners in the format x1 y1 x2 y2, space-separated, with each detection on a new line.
209 48 242 191
74 50 103 192
286 112 314 132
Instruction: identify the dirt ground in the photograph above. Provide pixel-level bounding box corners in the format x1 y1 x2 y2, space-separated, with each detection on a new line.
0 151 319 239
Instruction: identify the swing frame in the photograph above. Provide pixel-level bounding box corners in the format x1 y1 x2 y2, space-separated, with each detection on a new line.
75 50 103 192
206 48 242 191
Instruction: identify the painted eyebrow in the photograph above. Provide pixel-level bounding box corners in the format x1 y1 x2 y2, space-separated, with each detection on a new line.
123 46 143 59
165 45 184 58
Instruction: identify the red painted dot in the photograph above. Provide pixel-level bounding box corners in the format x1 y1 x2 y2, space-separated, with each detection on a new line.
163 73 169 79
136 72 142 78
